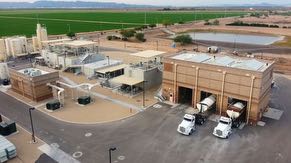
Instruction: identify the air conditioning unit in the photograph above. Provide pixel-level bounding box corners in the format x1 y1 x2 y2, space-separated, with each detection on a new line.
46 100 61 111
0 120 17 136
78 96 91 105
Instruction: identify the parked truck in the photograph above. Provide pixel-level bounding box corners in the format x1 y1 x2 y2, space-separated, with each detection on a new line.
177 114 196 135
213 102 246 139
195 95 216 125
177 95 216 135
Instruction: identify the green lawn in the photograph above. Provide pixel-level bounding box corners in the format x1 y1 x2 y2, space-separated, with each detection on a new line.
0 10 246 37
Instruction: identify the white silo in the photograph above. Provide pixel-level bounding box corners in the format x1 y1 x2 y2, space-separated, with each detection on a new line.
36 24 48 50
0 39 6 61
0 62 9 80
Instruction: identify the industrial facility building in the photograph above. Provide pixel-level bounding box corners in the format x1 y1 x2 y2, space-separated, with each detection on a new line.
9 67 59 102
111 50 164 96
162 52 274 124
41 39 122 77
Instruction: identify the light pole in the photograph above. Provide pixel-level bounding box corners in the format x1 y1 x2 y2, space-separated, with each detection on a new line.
106 56 110 65
109 147 116 163
67 24 71 32
29 107 36 143
142 81 148 108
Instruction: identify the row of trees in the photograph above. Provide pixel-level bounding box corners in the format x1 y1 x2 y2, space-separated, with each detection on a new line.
107 29 146 42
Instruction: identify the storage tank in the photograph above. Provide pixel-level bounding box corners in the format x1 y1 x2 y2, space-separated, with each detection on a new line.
4 37 27 57
226 102 245 119
0 63 9 80
32 36 39 52
196 95 216 112
0 39 6 61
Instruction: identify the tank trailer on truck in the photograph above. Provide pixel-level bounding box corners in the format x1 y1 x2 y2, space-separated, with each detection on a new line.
213 102 246 139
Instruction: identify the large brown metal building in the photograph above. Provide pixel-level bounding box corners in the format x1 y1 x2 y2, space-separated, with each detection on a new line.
9 67 59 102
162 52 274 124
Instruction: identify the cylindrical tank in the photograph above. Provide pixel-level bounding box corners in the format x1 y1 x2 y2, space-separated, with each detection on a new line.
0 39 6 61
226 102 245 119
196 95 216 112
0 63 9 79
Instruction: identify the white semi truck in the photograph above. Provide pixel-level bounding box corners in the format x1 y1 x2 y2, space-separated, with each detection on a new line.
177 95 216 135
177 114 196 135
213 102 246 139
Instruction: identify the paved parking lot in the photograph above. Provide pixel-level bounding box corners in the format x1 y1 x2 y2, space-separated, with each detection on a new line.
1 74 290 163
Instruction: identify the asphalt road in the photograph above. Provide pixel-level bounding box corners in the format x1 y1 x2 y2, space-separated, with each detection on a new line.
0 74 290 163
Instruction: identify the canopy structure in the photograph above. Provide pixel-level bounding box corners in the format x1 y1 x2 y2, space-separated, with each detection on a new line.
130 50 165 59
63 40 96 48
41 38 71 44
111 75 143 86
96 64 127 74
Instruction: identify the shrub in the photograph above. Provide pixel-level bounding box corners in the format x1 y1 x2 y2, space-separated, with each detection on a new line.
162 20 172 27
213 19 220 25
135 33 146 42
120 29 136 40
66 32 76 39
173 34 192 45
149 24 157 28
107 35 113 40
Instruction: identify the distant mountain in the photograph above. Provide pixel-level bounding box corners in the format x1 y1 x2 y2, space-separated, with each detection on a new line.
0 0 155 9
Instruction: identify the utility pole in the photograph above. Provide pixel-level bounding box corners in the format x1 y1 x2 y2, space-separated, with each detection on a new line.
156 40 159 51
144 11 147 25
67 24 71 32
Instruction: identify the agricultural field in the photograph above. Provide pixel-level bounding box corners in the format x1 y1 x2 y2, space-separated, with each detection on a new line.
0 10 246 37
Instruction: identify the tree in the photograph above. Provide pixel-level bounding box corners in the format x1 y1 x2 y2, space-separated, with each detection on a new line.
149 24 157 28
135 33 146 42
162 20 172 27
204 19 210 25
213 19 220 25
120 29 136 40
178 21 185 24
67 32 76 39
173 35 192 45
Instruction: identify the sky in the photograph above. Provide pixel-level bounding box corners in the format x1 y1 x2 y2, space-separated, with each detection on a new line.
0 0 290 6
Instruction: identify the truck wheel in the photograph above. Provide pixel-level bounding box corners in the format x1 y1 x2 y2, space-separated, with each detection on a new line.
189 129 194 135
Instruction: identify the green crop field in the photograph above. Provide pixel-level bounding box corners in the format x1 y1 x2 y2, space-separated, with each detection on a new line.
0 10 246 37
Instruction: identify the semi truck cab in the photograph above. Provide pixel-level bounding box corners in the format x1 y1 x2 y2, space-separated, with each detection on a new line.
177 114 196 135
213 116 232 139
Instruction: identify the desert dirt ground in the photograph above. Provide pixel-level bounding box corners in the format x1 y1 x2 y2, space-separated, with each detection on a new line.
96 15 291 75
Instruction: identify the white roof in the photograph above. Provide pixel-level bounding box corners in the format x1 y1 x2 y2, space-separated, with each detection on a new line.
110 75 143 86
41 38 71 44
63 40 96 47
96 64 128 74
172 53 270 72
83 59 122 70
130 50 166 58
